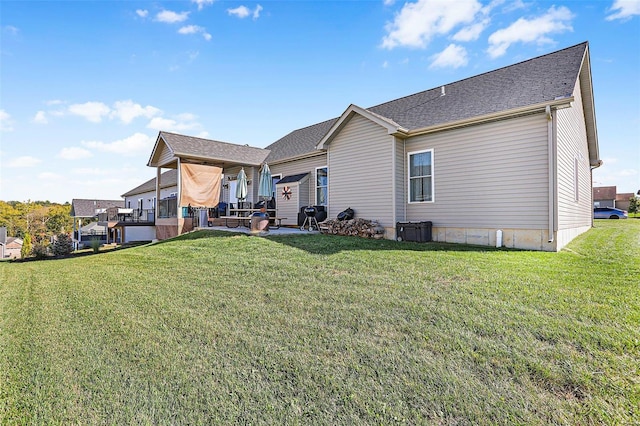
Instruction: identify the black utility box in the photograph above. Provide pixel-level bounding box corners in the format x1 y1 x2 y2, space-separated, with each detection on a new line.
396 221 432 242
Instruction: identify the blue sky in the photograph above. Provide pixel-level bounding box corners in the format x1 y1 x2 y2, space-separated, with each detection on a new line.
1 0 639 203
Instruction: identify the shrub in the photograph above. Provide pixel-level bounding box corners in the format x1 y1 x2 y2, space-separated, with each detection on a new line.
31 242 49 259
21 234 32 258
52 233 74 256
89 237 101 254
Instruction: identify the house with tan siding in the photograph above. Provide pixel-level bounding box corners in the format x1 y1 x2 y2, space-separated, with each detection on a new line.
142 41 599 251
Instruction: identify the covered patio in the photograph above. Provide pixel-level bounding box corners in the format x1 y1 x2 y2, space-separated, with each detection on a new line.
147 132 271 240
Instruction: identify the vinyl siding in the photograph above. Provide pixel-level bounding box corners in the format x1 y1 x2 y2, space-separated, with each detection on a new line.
156 142 174 167
327 114 395 226
276 176 309 226
270 153 327 207
221 166 258 205
556 79 593 230
405 113 549 229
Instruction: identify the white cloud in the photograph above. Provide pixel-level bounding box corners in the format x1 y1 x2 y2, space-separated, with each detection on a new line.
487 6 574 58
8 156 42 168
4 25 19 35
147 115 201 132
0 109 14 131
45 99 64 106
453 18 489 41
607 0 640 20
33 111 48 124
178 25 212 40
619 168 639 177
253 4 263 20
136 9 149 18
227 5 250 18
38 172 62 181
384 0 396 6
192 0 215 10
57 147 93 160
429 43 469 69
81 133 154 156
110 100 161 124
156 10 190 23
381 0 482 49
68 101 111 123
382 61 389 68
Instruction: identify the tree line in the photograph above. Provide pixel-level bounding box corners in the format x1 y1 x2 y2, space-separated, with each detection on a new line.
0 200 73 239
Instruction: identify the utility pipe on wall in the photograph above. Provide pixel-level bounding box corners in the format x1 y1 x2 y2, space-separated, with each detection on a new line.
546 105 555 244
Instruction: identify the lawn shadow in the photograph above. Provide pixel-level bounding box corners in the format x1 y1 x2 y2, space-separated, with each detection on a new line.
265 233 522 255
148 229 524 255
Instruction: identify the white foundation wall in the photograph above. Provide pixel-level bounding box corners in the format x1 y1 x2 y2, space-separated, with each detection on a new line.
124 226 156 243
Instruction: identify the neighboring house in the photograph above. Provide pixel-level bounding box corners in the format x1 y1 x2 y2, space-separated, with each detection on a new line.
3 237 23 259
592 186 633 211
70 199 124 248
615 193 634 212
0 227 22 259
115 169 179 243
0 226 22 259
593 186 617 208
144 41 600 251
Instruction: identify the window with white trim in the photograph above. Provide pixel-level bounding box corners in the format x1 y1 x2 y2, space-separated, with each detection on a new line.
408 149 434 203
316 167 328 206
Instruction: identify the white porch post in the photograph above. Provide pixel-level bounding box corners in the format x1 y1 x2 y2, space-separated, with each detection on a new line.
156 167 161 220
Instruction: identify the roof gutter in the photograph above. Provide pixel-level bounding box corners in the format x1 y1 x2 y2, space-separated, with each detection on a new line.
403 98 574 139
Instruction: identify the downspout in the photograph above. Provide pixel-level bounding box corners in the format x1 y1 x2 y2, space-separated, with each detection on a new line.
391 136 397 228
403 138 407 221
546 105 555 243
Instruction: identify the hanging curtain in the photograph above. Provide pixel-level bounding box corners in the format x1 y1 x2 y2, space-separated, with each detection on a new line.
179 163 222 207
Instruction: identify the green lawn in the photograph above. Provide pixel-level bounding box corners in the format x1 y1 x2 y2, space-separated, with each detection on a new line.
1 221 638 424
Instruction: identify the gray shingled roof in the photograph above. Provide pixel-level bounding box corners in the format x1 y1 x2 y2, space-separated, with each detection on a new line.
266 42 588 162
145 43 588 168
265 118 337 163
159 131 269 166
121 169 178 197
368 42 586 130
71 199 124 217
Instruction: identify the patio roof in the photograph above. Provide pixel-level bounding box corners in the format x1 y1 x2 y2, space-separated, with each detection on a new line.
148 131 270 169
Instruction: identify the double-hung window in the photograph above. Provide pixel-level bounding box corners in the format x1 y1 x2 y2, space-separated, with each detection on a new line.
316 167 328 206
408 149 434 203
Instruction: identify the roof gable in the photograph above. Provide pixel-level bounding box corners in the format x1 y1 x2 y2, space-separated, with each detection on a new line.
317 105 406 149
274 42 594 158
148 132 269 168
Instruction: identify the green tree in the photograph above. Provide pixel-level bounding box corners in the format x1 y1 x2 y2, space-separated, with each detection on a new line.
51 233 73 256
21 233 32 258
46 204 73 234
628 196 639 215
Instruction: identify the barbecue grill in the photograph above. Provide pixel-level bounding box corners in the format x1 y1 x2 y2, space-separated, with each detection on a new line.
300 206 319 231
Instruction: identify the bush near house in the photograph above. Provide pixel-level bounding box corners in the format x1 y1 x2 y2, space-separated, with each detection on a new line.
0 221 637 424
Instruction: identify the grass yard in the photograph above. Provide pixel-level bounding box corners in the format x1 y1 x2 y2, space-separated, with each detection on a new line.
1 220 638 424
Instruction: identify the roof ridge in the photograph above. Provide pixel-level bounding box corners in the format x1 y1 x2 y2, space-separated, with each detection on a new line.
367 41 588 112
